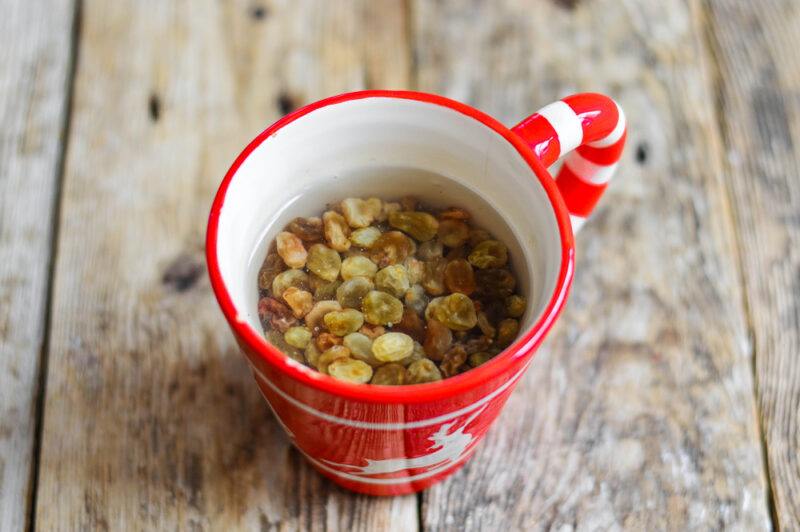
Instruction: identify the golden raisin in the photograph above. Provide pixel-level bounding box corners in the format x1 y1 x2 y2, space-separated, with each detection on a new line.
343 332 380 366
304 300 342 332
328 358 373 383
341 198 375 228
336 277 374 309
271 269 309 298
444 259 476 295
378 201 401 222
316 345 350 374
316 332 344 352
282 287 314 318
275 231 308 268
375 264 410 297
431 293 477 331
322 211 351 252
340 255 378 280
468 240 508 269
324 309 365 336
361 290 404 325
417 240 443 261
421 258 447 296
406 359 443 384
438 220 469 248
372 332 415 362
306 244 342 281
258 252 285 291
505 295 526 318
284 326 312 349
350 226 382 248
370 363 408 385
404 284 429 315
468 352 493 368
305 341 322 366
404 257 424 285
370 231 414 267
388 211 439 241
468 228 492 247
439 207 471 221
309 273 341 300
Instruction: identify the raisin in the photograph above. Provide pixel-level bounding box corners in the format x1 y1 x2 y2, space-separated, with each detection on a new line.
361 290 404 325
475 268 516 299
438 219 469 248
422 258 447 295
425 296 445 321
371 332 414 362
322 211 351 252
404 257 424 284
287 216 323 243
388 211 439 241
328 359 373 383
460 335 493 354
439 207 471 221
343 332 381 366
265 330 304 362
304 300 342 332
284 326 312 349
271 269 309 298
305 342 322 366
350 226 382 248
358 323 386 340
275 231 308 268
505 294 526 318
370 231 414 267
406 359 442 384
375 264 410 297
370 363 407 385
417 240 443 261
316 345 350 374
258 252 285 291
324 309 365 336
431 293 477 331
341 198 375 228
404 284 429 315
423 319 453 361
468 352 493 368
309 274 341 300
394 307 426 343
468 239 508 269
496 318 520 348
316 331 343 352
258 297 297 333
336 277 374 309
440 346 468 377
468 228 492 247
364 198 383 220
378 201 401 222
444 259 476 295
400 341 427 367
476 310 496 338
306 244 341 282
400 196 418 211
340 255 378 280
282 287 314 318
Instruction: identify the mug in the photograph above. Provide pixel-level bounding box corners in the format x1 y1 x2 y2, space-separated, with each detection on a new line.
206 90 626 495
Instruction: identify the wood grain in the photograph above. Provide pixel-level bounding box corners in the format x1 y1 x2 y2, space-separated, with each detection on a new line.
704 0 800 528
0 1 75 530
413 0 772 529
33 1 416 529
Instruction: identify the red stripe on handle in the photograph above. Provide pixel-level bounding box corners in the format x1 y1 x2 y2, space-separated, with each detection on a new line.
511 93 626 231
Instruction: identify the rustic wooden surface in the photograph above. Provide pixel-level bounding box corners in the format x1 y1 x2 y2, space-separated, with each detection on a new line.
0 1 76 530
0 0 796 530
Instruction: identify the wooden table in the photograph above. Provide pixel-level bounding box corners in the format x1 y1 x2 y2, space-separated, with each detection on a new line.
2 1 798 530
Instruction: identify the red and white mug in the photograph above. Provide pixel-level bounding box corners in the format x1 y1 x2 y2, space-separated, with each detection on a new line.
207 91 626 495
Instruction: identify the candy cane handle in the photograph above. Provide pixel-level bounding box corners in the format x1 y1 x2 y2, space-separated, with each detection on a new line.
511 93 626 232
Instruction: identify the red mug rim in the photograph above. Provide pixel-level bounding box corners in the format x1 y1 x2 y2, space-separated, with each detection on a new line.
206 90 576 404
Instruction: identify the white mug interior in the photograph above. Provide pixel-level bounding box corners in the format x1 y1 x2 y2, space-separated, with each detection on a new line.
214 97 564 343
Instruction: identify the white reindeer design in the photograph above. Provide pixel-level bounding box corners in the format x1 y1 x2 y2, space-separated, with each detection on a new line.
322 404 487 476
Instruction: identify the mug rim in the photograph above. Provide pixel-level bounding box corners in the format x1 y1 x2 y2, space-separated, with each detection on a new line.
206 90 575 404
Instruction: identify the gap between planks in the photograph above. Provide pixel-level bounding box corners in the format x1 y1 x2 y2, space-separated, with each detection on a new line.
26 1 83 531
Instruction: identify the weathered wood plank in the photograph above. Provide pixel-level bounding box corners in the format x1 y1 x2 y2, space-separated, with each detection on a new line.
0 1 75 530
34 1 416 529
705 0 800 528
413 0 771 529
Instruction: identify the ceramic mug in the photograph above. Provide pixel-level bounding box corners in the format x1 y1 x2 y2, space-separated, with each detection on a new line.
206 90 626 495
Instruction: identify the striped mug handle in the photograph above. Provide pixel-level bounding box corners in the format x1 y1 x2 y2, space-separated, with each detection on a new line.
511 93 626 232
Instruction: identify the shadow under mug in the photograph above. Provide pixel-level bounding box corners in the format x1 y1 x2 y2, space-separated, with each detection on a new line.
207 90 626 495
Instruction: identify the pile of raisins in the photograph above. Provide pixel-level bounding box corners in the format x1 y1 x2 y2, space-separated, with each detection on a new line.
256 196 526 385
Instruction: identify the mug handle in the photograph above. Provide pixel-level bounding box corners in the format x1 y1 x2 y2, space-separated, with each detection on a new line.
511 93 627 232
